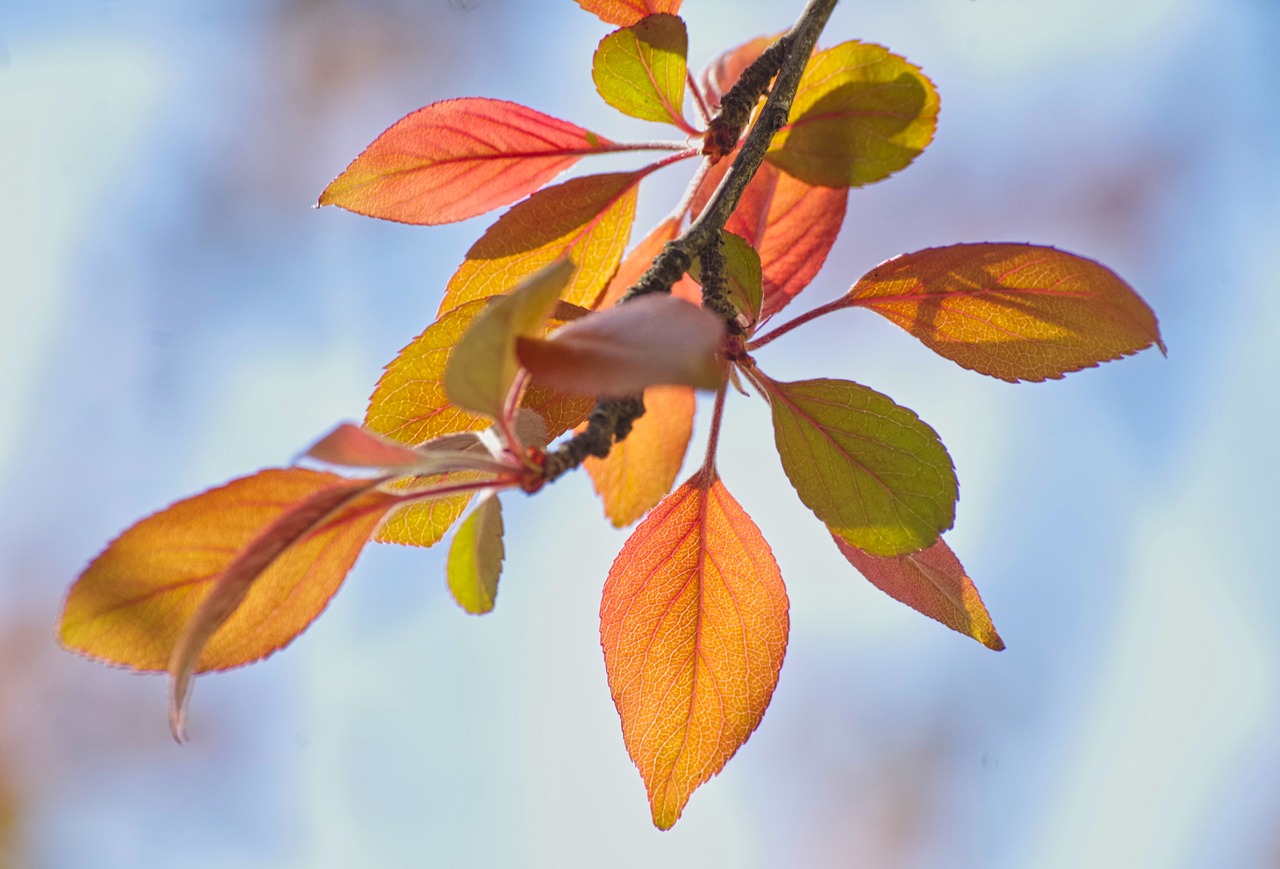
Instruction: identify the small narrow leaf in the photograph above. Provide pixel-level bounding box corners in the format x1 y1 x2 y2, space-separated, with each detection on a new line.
575 0 682 27
694 156 846 319
689 231 763 325
833 536 1004 651
585 385 695 527
445 261 573 419
767 42 939 188
602 470 789 829
304 423 438 469
844 243 1166 382
593 14 689 129
438 171 642 314
516 295 724 397
319 98 613 225
446 495 505 615
761 374 957 556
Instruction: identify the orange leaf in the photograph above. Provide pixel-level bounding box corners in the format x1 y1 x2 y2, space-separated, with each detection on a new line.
438 171 642 314
601 469 789 829
59 469 398 730
596 217 681 309
516 296 724 397
585 385 695 527
318 98 613 225
844 243 1166 382
694 156 846 320
575 0 682 27
767 41 939 188
832 535 1004 651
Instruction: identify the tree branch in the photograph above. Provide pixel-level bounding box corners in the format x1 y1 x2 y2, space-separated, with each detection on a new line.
541 0 839 484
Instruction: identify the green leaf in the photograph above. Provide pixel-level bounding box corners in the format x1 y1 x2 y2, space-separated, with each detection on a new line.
443 260 574 419
446 495 505 614
760 374 956 556
592 14 689 128
690 231 763 326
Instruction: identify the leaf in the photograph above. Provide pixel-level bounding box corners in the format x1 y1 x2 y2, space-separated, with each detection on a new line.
438 171 642 314
575 0 682 27
446 495 505 615
596 217 681 309
593 14 689 129
59 469 399 729
445 261 573 420
585 385 695 527
304 423 430 469
694 156 846 319
689 231 763 325
700 36 772 111
601 469 788 829
318 98 613 225
760 374 956 556
516 295 724 397
767 41 939 189
843 243 1166 382
833 536 1004 651
376 485 475 550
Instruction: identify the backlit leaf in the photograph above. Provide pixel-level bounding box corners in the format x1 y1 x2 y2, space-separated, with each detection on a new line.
585 385 695 527
445 261 573 419
689 231 763 325
438 171 642 314
575 0 682 27
694 156 846 319
601 469 788 829
304 423 429 469
516 295 724 397
593 14 689 129
596 217 681 309
319 98 613 225
376 485 475 550
60 469 396 711
446 495 505 615
767 41 939 188
834 536 1003 650
843 243 1166 382
761 374 956 556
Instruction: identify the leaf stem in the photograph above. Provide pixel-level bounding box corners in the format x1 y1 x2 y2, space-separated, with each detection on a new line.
687 70 713 128
747 295 853 350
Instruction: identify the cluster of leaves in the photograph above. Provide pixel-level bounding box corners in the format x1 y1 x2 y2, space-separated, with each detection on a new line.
59 0 1163 830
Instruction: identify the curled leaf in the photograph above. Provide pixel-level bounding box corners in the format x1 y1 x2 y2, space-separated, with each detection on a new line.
319 98 612 225
446 495 505 615
593 14 689 129
843 243 1166 382
304 423 453 469
602 469 788 829
833 535 1004 650
516 295 724 397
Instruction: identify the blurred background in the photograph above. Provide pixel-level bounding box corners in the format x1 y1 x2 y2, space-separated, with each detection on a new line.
2 0 1277 866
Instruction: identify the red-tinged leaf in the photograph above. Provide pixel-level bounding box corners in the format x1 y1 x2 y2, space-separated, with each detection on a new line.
318 98 613 225
445 261 573 419
438 171 643 314
593 14 690 129
833 536 1004 651
694 156 846 320
446 495 504 615
601 469 788 829
689 231 763 326
575 0 682 27
516 295 724 397
597 217 681 309
167 476 400 738
700 36 772 110
304 423 434 469
767 42 940 188
758 373 956 556
585 385 695 527
843 243 1166 382
59 469 398 727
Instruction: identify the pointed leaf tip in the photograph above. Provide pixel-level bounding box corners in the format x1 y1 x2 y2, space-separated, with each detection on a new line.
446 495 505 614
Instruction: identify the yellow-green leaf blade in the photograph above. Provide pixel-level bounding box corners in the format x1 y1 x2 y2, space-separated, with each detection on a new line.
767 41 939 188
446 495 505 614
689 230 763 326
844 243 1166 382
592 14 690 128
761 374 956 556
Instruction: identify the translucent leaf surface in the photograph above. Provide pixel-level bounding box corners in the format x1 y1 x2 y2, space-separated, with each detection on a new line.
319 98 612 225
767 42 939 188
833 535 1004 650
596 217 681 309
446 495 505 615
761 374 956 556
601 470 788 829
593 14 689 128
844 243 1166 382
575 0 682 27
